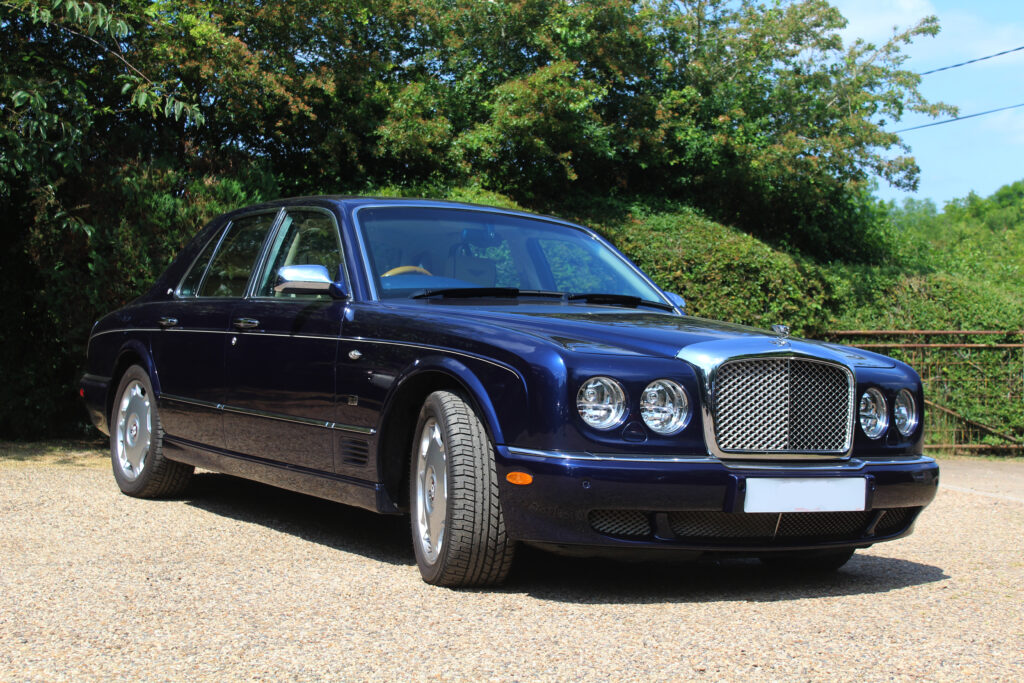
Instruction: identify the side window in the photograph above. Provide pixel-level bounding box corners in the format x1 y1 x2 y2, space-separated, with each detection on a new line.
255 210 344 299
197 212 278 298
177 228 224 297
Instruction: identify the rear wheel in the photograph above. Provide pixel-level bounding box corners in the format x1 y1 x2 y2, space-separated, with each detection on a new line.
110 365 193 498
759 548 856 572
410 391 515 586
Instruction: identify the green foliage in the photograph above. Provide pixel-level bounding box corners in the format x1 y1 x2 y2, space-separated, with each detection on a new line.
0 0 977 437
614 208 842 336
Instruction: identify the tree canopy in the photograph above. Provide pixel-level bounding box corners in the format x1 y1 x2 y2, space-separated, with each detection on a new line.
0 0 953 436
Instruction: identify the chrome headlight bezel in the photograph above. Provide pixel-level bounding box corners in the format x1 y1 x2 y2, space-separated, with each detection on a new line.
894 388 919 437
640 379 691 435
576 376 628 430
859 387 889 439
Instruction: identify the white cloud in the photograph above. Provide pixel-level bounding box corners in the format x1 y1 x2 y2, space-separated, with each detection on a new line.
832 0 938 46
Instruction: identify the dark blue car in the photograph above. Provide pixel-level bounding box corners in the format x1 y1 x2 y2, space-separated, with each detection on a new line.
81 197 939 586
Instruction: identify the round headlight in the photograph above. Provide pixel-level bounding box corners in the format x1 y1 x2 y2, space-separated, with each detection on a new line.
894 389 919 437
640 379 690 435
859 388 888 439
577 377 627 430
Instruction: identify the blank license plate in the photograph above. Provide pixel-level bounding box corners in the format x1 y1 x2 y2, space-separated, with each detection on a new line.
744 477 866 513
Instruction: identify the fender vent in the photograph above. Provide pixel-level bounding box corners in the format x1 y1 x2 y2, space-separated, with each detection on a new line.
339 438 369 466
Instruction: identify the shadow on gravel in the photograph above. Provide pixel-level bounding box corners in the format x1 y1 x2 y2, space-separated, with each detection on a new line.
179 472 947 600
182 472 414 567
502 545 948 603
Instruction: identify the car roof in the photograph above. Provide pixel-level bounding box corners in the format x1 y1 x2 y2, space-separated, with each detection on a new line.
223 195 584 229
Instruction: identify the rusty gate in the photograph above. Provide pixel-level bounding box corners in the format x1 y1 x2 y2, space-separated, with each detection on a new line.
828 330 1024 456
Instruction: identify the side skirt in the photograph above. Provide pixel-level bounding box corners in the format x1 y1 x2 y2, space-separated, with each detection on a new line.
162 437 400 514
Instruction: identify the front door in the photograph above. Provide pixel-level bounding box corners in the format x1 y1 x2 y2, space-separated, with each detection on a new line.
222 208 347 473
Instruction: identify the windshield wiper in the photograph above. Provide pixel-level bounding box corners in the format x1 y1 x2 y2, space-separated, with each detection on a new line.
411 287 565 300
567 292 675 312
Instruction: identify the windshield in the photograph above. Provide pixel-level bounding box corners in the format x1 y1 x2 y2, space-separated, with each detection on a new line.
355 206 665 302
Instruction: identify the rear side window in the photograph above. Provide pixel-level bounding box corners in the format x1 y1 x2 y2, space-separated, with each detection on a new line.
177 229 223 297
197 212 279 298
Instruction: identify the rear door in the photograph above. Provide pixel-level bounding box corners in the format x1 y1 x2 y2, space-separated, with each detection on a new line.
152 210 282 449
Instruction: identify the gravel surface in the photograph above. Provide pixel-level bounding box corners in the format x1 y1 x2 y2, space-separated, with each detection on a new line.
2 443 1022 681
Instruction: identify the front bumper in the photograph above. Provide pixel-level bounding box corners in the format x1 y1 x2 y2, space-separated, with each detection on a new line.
495 447 939 554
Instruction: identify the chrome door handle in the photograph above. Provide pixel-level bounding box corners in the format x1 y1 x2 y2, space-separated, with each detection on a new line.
232 317 259 330
157 317 179 329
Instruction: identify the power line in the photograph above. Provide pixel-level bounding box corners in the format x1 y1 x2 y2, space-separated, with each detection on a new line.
919 45 1024 75
895 103 1024 133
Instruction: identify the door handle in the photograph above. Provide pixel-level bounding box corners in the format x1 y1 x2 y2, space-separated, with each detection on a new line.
157 317 179 329
233 317 259 330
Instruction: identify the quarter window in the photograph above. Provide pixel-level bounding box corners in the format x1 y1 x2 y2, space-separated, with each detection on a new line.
197 212 278 298
177 228 224 297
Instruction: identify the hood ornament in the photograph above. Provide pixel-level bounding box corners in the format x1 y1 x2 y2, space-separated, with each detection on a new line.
771 324 791 346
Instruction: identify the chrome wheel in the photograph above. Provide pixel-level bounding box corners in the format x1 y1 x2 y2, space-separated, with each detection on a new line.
414 418 447 564
115 380 151 481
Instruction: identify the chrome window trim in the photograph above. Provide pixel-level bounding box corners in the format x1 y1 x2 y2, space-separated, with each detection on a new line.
160 393 375 435
350 203 673 306
677 338 858 461
246 205 350 300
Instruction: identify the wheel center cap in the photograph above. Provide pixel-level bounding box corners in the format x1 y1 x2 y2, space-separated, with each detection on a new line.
127 416 139 446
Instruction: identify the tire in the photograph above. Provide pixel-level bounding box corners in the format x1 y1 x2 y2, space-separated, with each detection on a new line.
759 548 856 573
409 391 515 587
110 365 193 498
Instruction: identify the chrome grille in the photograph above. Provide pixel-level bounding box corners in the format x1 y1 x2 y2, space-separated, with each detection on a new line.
714 358 853 454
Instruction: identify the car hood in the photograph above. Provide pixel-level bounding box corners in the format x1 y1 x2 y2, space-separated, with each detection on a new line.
399 302 896 369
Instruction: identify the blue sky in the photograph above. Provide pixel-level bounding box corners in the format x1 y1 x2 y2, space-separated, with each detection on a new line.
832 0 1024 207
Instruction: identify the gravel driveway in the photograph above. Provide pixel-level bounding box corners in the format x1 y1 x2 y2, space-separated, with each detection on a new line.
2 444 1022 681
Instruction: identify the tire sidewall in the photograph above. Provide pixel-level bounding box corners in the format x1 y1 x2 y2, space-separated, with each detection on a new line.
409 392 450 584
110 365 160 496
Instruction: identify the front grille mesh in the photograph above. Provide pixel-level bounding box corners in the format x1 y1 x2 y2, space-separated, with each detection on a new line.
715 358 853 453
588 510 652 538
588 508 920 543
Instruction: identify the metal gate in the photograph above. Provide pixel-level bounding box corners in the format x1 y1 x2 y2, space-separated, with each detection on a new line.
828 330 1024 455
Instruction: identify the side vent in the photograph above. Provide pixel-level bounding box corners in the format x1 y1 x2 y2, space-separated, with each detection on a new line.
339 438 370 467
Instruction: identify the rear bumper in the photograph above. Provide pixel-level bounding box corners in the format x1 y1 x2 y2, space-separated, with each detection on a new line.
495 447 939 554
80 373 110 436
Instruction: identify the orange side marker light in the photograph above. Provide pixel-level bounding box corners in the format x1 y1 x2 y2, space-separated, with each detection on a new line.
506 471 534 486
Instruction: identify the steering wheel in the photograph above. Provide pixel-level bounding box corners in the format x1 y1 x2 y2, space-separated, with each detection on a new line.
382 265 433 277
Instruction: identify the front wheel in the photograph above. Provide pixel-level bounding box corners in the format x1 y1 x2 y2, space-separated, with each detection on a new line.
110 365 193 498
410 391 515 586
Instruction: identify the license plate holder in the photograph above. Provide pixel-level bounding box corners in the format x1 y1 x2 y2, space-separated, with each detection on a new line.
744 477 866 513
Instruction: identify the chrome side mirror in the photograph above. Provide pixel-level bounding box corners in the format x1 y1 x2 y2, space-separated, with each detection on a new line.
274 265 348 299
665 292 686 314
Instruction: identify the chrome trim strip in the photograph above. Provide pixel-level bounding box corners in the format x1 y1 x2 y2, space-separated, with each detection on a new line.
159 393 376 435
505 447 935 470
347 337 521 377
506 447 717 463
90 329 518 376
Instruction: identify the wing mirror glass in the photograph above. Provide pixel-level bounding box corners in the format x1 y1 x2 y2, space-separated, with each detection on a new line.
274 264 349 299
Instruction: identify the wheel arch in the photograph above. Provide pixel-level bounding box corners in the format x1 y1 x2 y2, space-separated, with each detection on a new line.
107 340 158 423
375 355 513 512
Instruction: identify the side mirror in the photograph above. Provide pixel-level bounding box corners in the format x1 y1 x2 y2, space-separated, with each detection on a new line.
274 265 349 299
665 292 686 314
